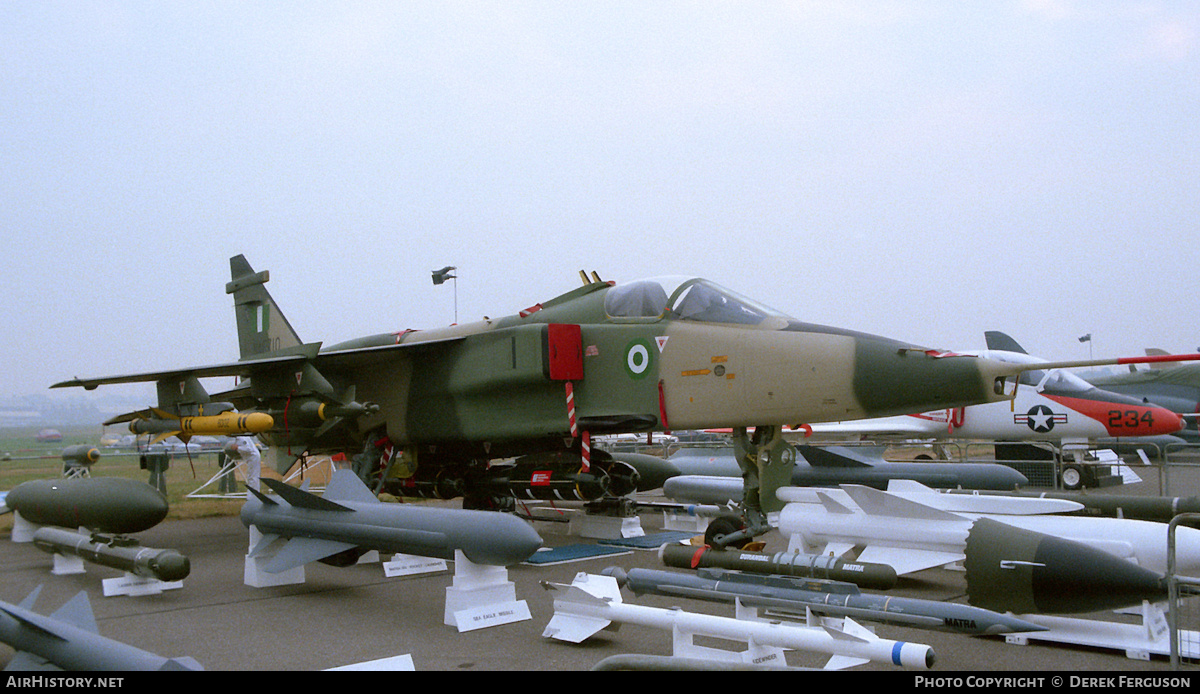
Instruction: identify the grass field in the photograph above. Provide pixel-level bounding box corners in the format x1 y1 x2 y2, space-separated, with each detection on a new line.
0 425 251 532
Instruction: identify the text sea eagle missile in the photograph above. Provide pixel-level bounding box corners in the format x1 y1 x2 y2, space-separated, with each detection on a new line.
241 469 543 570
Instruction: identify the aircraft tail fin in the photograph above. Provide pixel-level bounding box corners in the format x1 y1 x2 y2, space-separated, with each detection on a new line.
226 255 303 359
984 331 1028 354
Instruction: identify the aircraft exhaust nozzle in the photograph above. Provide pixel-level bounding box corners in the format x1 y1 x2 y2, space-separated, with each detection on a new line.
963 517 1168 614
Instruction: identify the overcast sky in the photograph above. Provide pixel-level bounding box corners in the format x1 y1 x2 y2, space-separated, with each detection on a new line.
2 1 1198 401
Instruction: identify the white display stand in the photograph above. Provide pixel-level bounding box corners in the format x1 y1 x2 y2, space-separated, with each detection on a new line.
243 525 306 587
444 550 530 632
10 512 37 543
101 573 184 597
1005 601 1200 660
327 654 416 671
568 513 644 540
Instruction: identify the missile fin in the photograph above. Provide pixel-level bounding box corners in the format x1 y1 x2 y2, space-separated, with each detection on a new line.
247 533 282 558
246 486 277 506
542 612 613 643
841 485 964 521
261 478 353 512
265 537 360 573
6 650 56 670
47 591 98 634
815 492 855 515
856 546 964 575
323 469 382 505
823 654 870 670
16 585 41 611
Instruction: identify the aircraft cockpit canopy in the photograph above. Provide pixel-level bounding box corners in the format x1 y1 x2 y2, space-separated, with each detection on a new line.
605 277 793 326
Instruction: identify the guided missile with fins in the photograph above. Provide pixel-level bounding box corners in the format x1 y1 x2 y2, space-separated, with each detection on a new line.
1 477 168 536
658 543 898 590
126 408 273 444
0 586 203 671
241 468 544 570
542 572 935 670
604 566 1047 636
778 484 1184 612
31 527 190 582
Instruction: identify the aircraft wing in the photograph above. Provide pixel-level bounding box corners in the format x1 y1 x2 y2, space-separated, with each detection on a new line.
51 335 465 390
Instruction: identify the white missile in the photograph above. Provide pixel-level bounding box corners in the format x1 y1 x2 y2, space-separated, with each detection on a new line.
541 572 935 670
778 483 1200 581
776 479 1087 516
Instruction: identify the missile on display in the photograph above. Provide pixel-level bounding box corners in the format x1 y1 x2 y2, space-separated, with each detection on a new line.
241 468 543 571
962 518 1169 614
662 444 1028 492
0 586 203 671
603 566 1047 636
1 477 169 535
118 407 274 444
60 445 100 470
778 485 1182 612
542 572 935 670
31 527 191 582
941 488 1200 523
658 542 898 590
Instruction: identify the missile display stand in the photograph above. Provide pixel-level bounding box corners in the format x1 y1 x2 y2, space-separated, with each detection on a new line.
1004 601 1200 661
444 550 531 632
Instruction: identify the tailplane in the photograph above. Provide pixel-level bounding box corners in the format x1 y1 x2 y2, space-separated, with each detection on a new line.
226 255 303 358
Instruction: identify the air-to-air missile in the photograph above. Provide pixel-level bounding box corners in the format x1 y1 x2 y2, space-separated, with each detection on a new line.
658 542 898 590
30 527 190 582
602 566 1047 636
777 485 1181 613
113 406 275 444
940 487 1200 523
541 572 936 670
241 468 543 572
662 444 1028 492
1 477 169 536
54 255 1200 542
0 586 203 671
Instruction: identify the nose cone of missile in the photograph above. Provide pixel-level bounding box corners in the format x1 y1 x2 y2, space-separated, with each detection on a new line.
964 517 1167 614
149 551 191 582
460 514 544 566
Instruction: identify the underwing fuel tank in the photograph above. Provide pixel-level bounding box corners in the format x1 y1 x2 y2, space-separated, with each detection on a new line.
2 477 169 535
241 469 543 571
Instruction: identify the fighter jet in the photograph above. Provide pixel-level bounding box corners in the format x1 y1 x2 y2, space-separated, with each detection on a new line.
1078 354 1200 444
51 257 1199 545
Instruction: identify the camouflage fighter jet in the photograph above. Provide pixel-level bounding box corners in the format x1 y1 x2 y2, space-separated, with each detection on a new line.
52 257 1198 546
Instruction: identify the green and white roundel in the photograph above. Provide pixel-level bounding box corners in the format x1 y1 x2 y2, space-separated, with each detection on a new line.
624 338 654 379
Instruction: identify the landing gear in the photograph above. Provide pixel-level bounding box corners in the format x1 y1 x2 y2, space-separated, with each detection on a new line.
705 425 793 550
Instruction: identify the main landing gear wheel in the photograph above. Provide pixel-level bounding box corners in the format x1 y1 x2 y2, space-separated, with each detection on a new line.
1060 463 1084 490
704 514 751 549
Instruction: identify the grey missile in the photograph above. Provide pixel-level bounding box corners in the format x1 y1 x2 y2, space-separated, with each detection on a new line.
604 566 1047 636
943 488 1200 523
0 586 203 671
241 468 544 571
31 527 190 582
60 445 100 469
659 542 899 590
1 477 168 535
